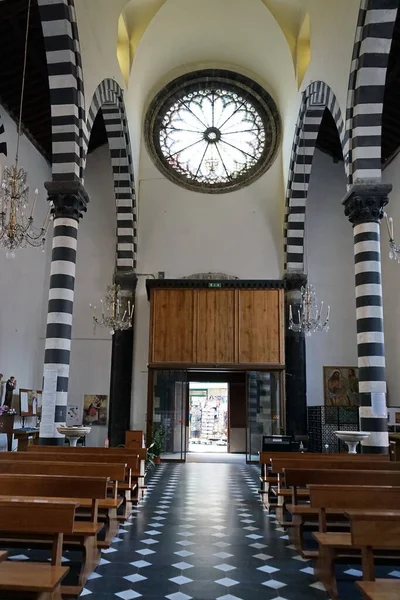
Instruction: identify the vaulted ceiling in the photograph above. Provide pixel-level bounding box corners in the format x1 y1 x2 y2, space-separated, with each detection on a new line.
0 0 398 173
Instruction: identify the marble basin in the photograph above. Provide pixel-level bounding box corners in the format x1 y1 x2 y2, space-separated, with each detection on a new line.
57 425 91 447
335 430 370 454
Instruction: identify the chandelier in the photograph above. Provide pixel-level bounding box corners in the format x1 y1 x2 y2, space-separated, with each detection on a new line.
90 283 133 335
0 0 50 259
288 283 330 336
384 213 400 263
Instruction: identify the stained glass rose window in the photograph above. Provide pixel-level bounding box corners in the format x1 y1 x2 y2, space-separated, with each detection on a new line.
145 70 281 193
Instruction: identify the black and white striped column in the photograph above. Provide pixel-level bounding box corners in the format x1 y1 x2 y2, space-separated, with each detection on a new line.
39 181 89 445
343 183 391 454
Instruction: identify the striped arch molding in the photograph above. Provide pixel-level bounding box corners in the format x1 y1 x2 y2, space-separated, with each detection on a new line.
83 79 137 272
344 0 399 185
284 81 346 272
0 0 85 181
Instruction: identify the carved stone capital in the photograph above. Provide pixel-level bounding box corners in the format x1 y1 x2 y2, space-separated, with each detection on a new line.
45 180 89 221
342 183 392 226
115 272 137 293
283 271 307 291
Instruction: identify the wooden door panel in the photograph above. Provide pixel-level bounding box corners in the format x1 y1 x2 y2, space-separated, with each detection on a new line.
151 289 195 363
238 290 282 364
196 290 235 363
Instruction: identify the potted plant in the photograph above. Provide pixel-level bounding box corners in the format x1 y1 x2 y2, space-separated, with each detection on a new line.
147 426 165 465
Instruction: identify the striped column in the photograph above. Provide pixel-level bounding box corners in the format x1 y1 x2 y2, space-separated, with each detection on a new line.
343 183 391 454
40 181 89 445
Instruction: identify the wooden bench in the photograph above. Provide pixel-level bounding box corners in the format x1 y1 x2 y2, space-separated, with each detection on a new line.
357 580 400 600
284 469 400 556
0 474 119 549
268 458 400 513
29 446 148 499
310 486 400 600
259 453 390 509
20 451 138 519
0 499 75 599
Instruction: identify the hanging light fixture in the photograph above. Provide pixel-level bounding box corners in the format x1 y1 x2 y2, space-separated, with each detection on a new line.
90 282 134 335
288 126 330 336
384 213 400 263
0 0 51 259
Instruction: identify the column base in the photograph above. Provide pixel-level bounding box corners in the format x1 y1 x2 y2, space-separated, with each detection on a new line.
361 445 389 454
38 437 65 446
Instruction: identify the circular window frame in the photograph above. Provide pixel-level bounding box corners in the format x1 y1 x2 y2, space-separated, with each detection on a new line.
144 69 281 194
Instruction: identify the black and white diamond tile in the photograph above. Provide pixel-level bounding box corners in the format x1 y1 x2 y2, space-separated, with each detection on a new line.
6 459 376 599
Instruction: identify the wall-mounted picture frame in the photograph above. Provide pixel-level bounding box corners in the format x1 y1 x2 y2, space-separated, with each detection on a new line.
82 395 108 426
19 388 42 417
323 366 359 407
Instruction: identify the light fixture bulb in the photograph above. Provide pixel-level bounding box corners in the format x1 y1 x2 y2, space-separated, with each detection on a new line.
6 250 15 259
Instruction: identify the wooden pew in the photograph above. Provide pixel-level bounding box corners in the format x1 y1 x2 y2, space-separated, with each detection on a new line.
353 512 400 600
27 447 145 501
310 486 400 600
269 458 400 513
0 453 133 519
0 499 75 599
284 469 400 556
0 488 103 596
259 452 390 509
357 580 400 600
29 446 148 499
0 474 118 549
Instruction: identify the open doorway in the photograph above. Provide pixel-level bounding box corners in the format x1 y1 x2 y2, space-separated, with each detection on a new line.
188 382 228 452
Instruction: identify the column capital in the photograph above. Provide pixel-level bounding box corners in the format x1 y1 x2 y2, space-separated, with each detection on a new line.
114 272 137 293
342 183 392 226
45 180 89 221
283 271 307 291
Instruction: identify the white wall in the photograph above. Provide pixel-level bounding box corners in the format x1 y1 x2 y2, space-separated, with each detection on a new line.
68 144 116 446
131 146 284 430
383 154 400 407
0 107 51 395
305 149 357 405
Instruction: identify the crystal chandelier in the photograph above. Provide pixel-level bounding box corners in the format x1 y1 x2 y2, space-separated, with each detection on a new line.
90 283 134 335
384 213 400 263
288 283 330 336
0 0 50 259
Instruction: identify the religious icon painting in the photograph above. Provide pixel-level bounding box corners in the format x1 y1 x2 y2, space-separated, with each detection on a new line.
323 366 360 407
83 394 108 426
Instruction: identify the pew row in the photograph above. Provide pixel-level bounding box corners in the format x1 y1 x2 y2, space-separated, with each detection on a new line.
283 469 400 556
0 474 120 550
309 486 400 600
258 452 390 509
0 499 75 599
0 454 133 520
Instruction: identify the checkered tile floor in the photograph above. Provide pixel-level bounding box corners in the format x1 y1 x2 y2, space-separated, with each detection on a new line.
6 461 400 598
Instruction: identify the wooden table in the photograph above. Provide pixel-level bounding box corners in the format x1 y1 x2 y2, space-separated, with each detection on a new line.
13 428 39 451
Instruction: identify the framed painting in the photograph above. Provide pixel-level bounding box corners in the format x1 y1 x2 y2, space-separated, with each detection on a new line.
323 366 359 407
82 395 108 426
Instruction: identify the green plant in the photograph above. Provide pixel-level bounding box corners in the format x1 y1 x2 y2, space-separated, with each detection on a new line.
147 425 166 464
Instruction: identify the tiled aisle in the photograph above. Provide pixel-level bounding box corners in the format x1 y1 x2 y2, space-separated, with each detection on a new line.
79 461 331 600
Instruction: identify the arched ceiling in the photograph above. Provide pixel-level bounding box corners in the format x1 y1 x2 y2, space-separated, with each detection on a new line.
124 0 299 179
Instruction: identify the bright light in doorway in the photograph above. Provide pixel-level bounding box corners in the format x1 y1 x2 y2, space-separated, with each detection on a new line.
189 382 228 453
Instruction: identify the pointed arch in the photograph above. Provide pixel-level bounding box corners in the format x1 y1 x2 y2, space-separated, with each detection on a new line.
284 81 347 272
344 0 398 184
83 78 137 272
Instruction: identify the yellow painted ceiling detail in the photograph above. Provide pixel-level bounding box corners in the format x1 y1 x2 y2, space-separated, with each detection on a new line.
296 12 311 89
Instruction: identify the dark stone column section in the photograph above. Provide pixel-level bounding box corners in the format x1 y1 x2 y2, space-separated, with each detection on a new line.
108 274 137 447
283 272 308 438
